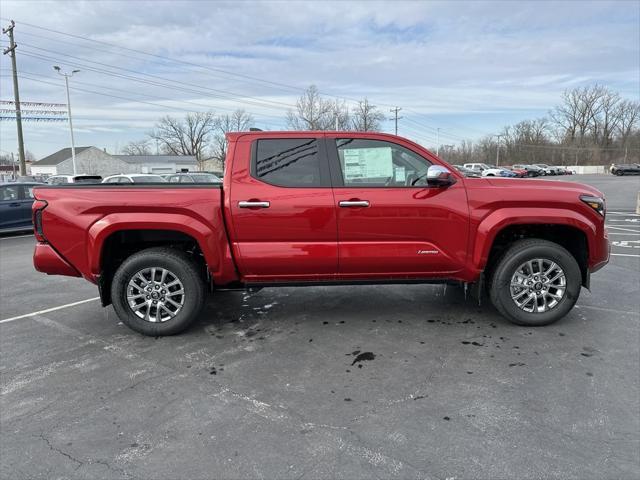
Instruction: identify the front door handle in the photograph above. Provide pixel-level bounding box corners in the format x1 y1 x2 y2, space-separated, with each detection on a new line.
8 202 20 207
238 200 270 208
339 200 370 208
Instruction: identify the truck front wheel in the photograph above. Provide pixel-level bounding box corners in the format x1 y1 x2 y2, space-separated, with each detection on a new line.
111 247 206 336
489 239 582 326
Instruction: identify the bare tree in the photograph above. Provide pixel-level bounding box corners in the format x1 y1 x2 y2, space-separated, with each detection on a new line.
210 109 254 171
351 98 385 132
148 112 217 169
616 99 640 147
121 139 152 156
286 85 335 130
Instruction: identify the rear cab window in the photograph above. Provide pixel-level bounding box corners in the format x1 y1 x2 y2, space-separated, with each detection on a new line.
251 138 329 187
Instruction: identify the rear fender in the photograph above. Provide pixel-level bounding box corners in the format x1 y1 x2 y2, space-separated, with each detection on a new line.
472 207 597 270
87 212 238 284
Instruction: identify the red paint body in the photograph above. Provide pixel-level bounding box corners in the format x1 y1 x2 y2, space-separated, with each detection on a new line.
33 132 609 290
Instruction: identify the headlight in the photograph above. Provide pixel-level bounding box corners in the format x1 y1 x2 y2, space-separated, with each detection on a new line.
580 195 605 217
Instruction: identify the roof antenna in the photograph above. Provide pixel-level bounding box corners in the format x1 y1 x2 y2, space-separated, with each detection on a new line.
249 128 263 132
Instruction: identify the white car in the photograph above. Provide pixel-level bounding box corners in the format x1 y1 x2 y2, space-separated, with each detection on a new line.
463 163 489 172
533 164 559 175
102 174 167 184
46 174 103 184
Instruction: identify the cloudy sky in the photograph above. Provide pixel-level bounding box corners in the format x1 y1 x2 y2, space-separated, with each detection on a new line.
1 0 638 158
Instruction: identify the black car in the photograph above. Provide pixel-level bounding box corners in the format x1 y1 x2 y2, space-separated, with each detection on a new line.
0 182 42 233
610 164 640 176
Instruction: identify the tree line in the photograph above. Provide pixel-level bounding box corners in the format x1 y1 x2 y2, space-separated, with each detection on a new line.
441 85 639 166
122 83 638 170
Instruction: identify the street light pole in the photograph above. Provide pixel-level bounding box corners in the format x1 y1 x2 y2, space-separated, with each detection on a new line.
493 134 504 166
436 128 441 156
53 66 80 175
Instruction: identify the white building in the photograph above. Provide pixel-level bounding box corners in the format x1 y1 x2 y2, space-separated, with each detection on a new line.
30 147 198 177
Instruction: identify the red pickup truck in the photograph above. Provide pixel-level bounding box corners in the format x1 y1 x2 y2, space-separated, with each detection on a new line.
32 131 610 336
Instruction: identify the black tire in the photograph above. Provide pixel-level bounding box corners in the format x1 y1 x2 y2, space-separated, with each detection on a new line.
111 247 206 336
489 239 582 326
615 170 624 176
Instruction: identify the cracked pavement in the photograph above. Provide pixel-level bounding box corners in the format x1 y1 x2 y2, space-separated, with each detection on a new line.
1 175 639 479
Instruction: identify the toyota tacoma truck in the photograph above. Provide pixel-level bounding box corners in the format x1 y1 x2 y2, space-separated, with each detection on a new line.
32 131 610 336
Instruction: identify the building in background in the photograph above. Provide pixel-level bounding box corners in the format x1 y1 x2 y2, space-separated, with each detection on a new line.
29 147 197 177
112 154 198 174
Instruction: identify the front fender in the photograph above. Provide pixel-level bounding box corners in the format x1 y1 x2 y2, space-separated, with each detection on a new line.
472 207 597 270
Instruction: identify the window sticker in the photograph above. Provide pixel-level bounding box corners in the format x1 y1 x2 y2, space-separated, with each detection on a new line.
342 147 393 181
394 166 406 182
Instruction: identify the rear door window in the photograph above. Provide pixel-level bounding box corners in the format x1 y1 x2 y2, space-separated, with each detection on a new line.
253 138 326 187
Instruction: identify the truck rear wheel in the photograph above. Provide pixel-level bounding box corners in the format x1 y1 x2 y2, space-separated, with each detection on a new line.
111 247 206 336
489 239 582 326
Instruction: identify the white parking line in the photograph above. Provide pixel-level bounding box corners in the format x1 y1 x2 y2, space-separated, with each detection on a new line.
611 253 640 258
607 226 640 233
576 304 639 316
0 297 100 324
608 212 640 216
0 234 34 240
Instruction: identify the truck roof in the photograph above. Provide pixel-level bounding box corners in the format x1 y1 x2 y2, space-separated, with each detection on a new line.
225 130 412 142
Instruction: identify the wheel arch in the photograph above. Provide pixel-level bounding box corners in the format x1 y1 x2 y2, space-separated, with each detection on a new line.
474 208 596 287
88 213 237 306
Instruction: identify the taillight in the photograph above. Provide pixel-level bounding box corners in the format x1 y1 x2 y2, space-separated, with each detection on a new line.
33 199 48 242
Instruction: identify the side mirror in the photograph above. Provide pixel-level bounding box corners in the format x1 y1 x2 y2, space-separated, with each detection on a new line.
426 165 456 187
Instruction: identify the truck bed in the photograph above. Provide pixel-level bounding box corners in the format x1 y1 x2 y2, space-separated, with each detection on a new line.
33 184 236 284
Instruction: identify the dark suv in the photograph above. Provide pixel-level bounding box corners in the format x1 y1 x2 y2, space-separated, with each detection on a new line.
610 164 640 176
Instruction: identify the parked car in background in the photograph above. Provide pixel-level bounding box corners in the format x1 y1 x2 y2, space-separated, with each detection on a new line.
532 164 558 175
610 164 640 176
481 167 517 177
102 174 167 184
506 166 528 177
163 172 222 183
46 174 103 184
452 165 481 178
512 164 543 177
0 182 42 233
15 175 43 183
463 162 488 173
555 166 574 175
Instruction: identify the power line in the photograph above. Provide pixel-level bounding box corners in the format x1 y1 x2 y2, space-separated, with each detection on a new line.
1 67 286 124
11 42 296 111
13 72 284 128
2 18 477 138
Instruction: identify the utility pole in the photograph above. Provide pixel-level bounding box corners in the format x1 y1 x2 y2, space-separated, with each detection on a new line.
2 20 26 176
493 134 504 166
54 66 80 175
389 107 402 135
436 128 441 156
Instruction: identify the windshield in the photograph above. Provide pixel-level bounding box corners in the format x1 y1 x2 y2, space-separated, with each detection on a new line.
132 176 166 183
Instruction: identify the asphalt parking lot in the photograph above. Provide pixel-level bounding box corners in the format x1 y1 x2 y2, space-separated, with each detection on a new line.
1 175 638 479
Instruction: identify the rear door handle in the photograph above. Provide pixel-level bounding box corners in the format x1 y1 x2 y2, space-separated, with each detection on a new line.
238 201 270 208
339 200 370 208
